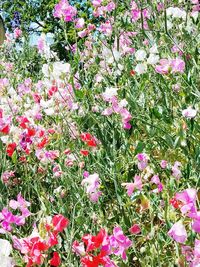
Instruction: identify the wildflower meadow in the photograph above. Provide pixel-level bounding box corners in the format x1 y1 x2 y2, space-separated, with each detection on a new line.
0 0 200 266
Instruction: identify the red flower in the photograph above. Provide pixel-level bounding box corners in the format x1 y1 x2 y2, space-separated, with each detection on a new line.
130 70 136 76
81 253 106 267
82 229 107 252
1 124 10 134
48 86 58 97
52 214 69 233
80 133 97 147
27 127 36 137
80 149 89 156
6 142 17 157
80 133 92 142
17 116 30 129
129 224 141 235
37 137 49 149
170 198 181 209
50 252 61 266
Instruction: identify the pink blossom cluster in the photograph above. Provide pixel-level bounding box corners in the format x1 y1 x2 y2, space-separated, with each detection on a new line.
53 0 77 22
168 189 200 265
102 88 132 129
0 194 30 233
92 0 116 17
155 58 185 75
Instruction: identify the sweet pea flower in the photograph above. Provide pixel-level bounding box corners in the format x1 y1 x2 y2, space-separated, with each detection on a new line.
13 27 22 39
137 153 148 171
109 227 132 260
182 107 197 119
135 49 147 61
53 0 77 22
122 175 142 196
160 160 168 169
175 188 197 215
168 221 187 243
75 18 85 29
0 239 14 267
81 173 102 202
135 63 147 75
172 161 182 179
129 224 141 234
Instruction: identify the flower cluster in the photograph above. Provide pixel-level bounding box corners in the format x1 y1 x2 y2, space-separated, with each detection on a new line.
0 194 30 233
13 214 69 267
73 227 132 266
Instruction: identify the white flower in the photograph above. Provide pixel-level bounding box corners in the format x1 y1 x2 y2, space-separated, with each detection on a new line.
102 87 118 101
52 62 70 78
149 44 158 54
135 50 147 61
135 63 147 75
147 54 160 65
44 108 55 116
0 239 14 267
182 107 197 119
42 64 49 77
166 7 186 20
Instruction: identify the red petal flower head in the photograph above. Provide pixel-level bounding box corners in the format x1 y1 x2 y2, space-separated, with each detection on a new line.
50 252 61 266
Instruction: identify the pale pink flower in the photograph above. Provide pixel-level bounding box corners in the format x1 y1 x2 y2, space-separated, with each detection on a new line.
175 188 197 215
14 28 22 39
122 175 142 196
182 107 197 119
168 221 187 243
75 18 85 29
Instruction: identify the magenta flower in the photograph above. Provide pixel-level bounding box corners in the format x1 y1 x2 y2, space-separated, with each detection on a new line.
109 227 132 260
168 221 187 243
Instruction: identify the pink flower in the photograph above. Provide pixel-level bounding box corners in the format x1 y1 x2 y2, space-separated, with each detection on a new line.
171 58 185 73
75 18 85 29
14 27 22 39
172 161 182 179
53 0 77 22
72 241 85 256
109 227 132 260
168 221 187 243
192 220 200 233
122 175 142 196
156 58 185 75
182 107 197 119
175 188 197 215
106 2 116 12
160 160 168 169
151 175 163 193
155 59 171 74
81 173 102 202
98 20 112 36
137 153 148 171
92 0 102 7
